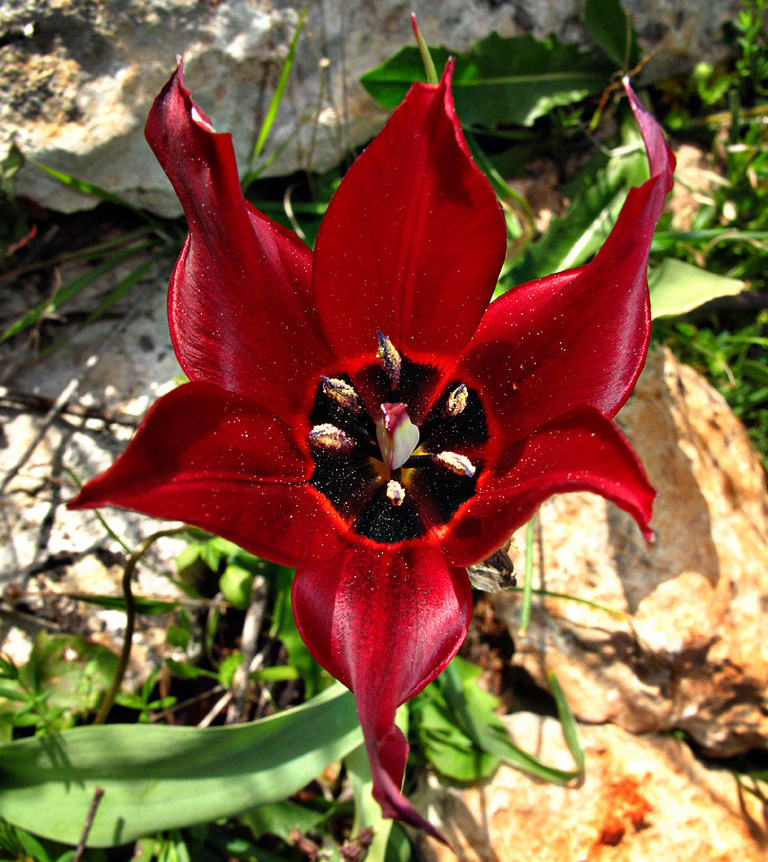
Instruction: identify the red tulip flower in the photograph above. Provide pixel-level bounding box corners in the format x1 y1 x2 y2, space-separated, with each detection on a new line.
70 58 673 840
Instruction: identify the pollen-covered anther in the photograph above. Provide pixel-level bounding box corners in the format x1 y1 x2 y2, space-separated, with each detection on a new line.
309 423 354 452
445 384 468 417
376 330 401 389
321 376 360 411
434 450 476 477
386 479 406 506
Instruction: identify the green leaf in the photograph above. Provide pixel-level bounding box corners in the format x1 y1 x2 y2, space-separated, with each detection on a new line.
33 256 162 360
270 566 327 698
0 683 361 847
30 160 167 232
505 118 649 285
219 564 254 610
0 246 150 344
361 33 613 127
584 0 640 69
239 799 325 842
548 671 585 772
67 593 179 616
649 257 746 318
440 658 583 784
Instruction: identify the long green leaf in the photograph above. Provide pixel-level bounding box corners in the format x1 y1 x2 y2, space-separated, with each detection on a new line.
0 684 360 847
31 161 168 233
33 256 161 360
441 659 582 784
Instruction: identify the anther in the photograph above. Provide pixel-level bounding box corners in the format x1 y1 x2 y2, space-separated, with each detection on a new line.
376 330 401 389
445 384 468 417
386 479 406 506
434 451 476 477
321 376 359 412
309 423 353 452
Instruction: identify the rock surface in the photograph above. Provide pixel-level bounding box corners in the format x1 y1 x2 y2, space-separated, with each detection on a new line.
1 0 741 214
414 712 768 862
496 347 768 757
0 262 188 671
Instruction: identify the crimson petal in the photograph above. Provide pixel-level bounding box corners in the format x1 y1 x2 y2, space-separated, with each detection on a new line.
457 79 675 445
312 63 506 379
145 62 334 424
291 542 472 842
442 405 655 566
69 382 344 566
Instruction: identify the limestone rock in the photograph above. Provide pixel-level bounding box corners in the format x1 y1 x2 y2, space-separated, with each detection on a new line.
495 347 768 756
1 0 741 215
0 270 187 670
414 713 768 862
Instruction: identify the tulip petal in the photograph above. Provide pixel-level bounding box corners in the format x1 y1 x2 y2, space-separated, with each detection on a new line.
292 543 472 842
457 79 675 445
68 382 344 566
145 62 333 423
442 405 655 565
312 64 506 378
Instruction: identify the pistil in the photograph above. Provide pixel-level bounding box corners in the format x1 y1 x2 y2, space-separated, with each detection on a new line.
376 402 420 470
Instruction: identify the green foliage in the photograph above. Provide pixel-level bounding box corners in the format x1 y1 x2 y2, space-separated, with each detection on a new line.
361 32 614 127
657 315 768 468
583 0 641 69
0 635 118 739
0 684 361 847
648 258 745 318
410 657 584 785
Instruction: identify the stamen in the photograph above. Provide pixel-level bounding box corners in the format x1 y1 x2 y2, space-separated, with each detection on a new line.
376 330 401 389
321 376 360 411
445 384 468 417
386 479 406 506
434 450 476 477
309 423 353 452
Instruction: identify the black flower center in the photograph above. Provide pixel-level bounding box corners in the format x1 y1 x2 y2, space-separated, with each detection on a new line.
308 335 488 544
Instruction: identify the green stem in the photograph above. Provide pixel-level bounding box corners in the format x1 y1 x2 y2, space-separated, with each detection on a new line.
93 527 187 725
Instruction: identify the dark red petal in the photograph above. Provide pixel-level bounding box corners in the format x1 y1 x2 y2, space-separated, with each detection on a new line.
146 62 333 423
458 79 675 444
442 405 655 566
68 382 344 566
292 542 472 842
312 63 505 379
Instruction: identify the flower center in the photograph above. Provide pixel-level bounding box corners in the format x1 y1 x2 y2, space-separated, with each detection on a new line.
307 334 489 544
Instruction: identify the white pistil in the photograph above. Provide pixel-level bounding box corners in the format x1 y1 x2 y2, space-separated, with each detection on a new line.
445 384 468 416
376 402 420 471
321 376 359 411
434 451 476 478
376 330 401 389
309 423 353 452
386 479 406 506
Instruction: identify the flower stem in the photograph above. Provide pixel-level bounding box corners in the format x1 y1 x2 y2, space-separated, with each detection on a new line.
93 527 187 725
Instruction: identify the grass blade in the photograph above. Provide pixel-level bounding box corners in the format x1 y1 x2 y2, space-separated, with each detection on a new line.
251 5 307 163
1 246 151 344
